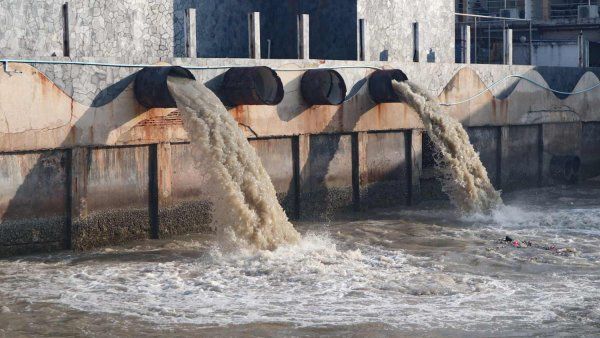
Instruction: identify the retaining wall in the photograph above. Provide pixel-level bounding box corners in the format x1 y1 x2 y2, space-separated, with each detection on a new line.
1 58 600 256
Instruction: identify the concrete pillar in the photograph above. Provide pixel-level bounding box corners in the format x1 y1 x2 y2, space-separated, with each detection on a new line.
503 28 513 65
542 0 551 20
185 8 197 58
69 147 90 249
462 25 471 64
248 12 261 59
357 18 369 61
352 132 368 210
297 14 309 60
578 32 589 68
297 134 310 218
407 130 422 205
413 22 420 62
62 2 70 57
524 0 533 19
149 143 173 239
499 126 510 189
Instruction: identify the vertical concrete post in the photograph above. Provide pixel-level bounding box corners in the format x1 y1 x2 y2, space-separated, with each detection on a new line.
248 12 261 59
503 28 513 65
413 22 420 62
407 130 422 206
524 0 533 19
297 134 310 219
462 25 471 64
185 8 197 58
352 132 368 210
499 126 510 189
578 32 589 68
357 18 368 61
297 14 309 60
69 147 90 249
542 0 551 20
62 2 70 57
149 143 173 239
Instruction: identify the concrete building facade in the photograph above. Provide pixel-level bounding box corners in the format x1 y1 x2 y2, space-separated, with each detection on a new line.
0 0 455 63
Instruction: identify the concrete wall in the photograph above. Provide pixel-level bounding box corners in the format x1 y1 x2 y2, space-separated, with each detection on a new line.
0 0 361 60
515 41 579 67
1 59 600 256
358 0 455 63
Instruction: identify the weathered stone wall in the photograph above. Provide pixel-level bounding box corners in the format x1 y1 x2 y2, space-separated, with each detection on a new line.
1 0 359 60
357 0 455 63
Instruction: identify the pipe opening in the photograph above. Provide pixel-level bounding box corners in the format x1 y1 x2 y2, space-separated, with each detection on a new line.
368 69 409 103
300 69 347 105
134 66 195 109
221 66 284 106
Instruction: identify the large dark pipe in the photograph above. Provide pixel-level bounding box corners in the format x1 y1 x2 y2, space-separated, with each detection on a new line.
550 155 581 184
134 66 195 108
220 66 284 106
300 69 347 105
368 69 409 103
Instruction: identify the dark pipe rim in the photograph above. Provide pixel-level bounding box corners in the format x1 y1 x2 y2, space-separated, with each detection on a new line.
300 69 347 105
221 66 284 106
134 66 195 109
368 69 409 103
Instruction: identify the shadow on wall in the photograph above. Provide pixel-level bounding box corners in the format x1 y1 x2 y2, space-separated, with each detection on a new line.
172 0 358 60
1 74 150 255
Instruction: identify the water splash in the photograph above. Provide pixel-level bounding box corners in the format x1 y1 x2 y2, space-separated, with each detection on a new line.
166 77 300 250
392 80 502 214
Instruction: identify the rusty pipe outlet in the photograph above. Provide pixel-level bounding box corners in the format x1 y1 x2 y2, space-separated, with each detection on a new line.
220 66 284 106
134 66 196 108
301 69 347 105
368 69 409 103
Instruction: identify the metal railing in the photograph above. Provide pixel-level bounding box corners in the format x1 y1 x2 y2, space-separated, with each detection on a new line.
455 13 533 65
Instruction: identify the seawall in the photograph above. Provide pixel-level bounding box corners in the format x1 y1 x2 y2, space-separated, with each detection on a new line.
1 58 599 256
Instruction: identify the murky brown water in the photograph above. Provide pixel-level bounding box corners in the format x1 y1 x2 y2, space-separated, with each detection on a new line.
1 184 600 337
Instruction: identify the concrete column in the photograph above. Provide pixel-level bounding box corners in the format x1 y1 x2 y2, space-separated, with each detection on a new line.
357 18 369 61
542 0 551 20
297 14 309 60
185 8 197 58
578 32 589 68
62 2 70 57
503 28 513 65
498 126 510 189
149 143 173 239
413 22 420 62
407 130 422 206
524 0 533 19
69 147 90 249
462 25 471 64
352 132 368 210
248 12 261 59
297 134 310 218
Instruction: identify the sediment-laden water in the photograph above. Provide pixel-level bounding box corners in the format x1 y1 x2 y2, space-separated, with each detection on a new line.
1 184 599 337
166 77 300 250
393 81 503 214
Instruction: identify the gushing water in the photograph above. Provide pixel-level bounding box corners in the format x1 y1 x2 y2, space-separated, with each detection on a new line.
166 77 300 250
393 80 503 214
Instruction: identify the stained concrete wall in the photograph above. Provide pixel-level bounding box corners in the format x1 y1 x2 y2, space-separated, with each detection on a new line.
504 125 541 190
1 0 359 60
357 0 455 63
0 150 68 256
1 59 600 256
361 131 409 208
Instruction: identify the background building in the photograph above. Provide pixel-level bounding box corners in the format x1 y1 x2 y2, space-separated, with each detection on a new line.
456 0 600 66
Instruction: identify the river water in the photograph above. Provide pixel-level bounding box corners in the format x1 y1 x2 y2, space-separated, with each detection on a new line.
1 183 599 337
